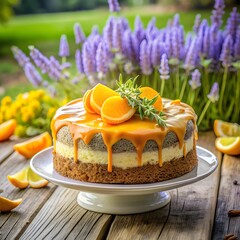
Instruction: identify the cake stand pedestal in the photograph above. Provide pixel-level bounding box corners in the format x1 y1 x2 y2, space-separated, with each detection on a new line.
77 191 170 214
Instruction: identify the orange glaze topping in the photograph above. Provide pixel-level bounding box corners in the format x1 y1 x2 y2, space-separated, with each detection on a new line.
51 98 197 172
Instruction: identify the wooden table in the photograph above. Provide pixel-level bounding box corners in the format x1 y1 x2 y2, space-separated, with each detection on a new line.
0 132 239 240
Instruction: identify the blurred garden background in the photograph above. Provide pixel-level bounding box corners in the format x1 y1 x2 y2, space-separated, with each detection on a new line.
0 0 239 99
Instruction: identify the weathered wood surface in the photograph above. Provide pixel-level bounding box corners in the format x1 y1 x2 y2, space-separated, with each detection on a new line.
0 150 56 240
213 154 240 239
0 132 240 240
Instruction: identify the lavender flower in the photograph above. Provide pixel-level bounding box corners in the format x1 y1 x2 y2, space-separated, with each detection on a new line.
48 85 57 97
134 16 145 42
112 20 123 52
11 46 29 67
220 34 233 67
159 54 169 80
24 63 42 86
59 35 69 57
48 56 62 80
173 14 180 27
151 39 160 67
82 42 95 76
75 49 84 73
193 14 201 33
234 26 240 60
225 7 239 42
211 0 225 28
29 47 50 74
96 42 108 78
207 82 219 103
184 37 198 70
124 61 134 74
103 16 114 50
123 29 134 60
203 27 210 58
74 23 85 44
108 0 120 12
189 69 201 90
140 40 152 75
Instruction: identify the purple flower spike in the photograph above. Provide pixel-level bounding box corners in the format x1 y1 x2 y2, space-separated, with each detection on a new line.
59 35 69 57
123 30 134 60
173 14 180 27
207 82 219 103
49 56 62 81
134 16 145 42
220 34 233 67
24 63 42 86
11 46 29 67
75 49 84 73
140 40 152 75
211 0 225 28
184 37 198 70
103 16 115 50
108 0 120 12
203 27 210 58
189 69 201 90
112 20 123 52
234 26 240 60
226 7 239 42
29 47 50 74
96 42 108 77
159 54 169 80
193 14 201 33
151 39 160 67
82 42 95 76
74 23 85 44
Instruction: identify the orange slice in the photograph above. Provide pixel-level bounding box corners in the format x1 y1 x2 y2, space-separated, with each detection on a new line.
101 96 136 124
0 119 17 141
83 89 95 114
0 196 22 212
28 168 48 188
214 120 240 137
7 166 29 189
139 87 163 111
215 137 240 155
90 83 119 115
14 132 52 159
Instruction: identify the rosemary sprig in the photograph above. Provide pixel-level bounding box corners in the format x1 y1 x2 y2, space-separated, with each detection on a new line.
116 75 166 127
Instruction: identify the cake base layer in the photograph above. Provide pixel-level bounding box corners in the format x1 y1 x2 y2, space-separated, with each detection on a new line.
53 148 198 184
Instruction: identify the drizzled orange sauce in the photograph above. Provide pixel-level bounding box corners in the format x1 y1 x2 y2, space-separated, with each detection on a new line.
51 98 197 172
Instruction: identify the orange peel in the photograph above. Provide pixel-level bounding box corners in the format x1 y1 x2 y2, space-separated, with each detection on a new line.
214 120 240 137
83 89 95 114
215 137 240 155
28 168 48 188
7 166 29 189
0 196 22 212
0 119 17 142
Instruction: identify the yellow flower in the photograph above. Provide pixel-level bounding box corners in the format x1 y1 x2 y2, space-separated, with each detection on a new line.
14 125 26 137
47 107 56 119
5 110 13 120
29 100 41 111
1 96 12 106
0 115 3 124
21 110 34 122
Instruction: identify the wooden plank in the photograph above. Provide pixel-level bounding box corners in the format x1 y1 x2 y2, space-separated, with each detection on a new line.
107 132 222 240
0 141 16 164
20 188 113 240
0 150 56 240
212 154 240 239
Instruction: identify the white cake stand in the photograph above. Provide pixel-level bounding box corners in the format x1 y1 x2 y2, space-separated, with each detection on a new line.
30 146 217 214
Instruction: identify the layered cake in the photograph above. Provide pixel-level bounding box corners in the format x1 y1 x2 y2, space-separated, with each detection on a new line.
51 83 198 184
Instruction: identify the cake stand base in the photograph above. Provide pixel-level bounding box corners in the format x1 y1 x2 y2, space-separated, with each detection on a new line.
77 191 171 214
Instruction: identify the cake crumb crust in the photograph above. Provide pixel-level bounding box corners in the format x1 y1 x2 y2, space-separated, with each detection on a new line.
53 149 198 184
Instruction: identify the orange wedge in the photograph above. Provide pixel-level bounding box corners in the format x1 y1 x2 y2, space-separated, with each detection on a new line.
0 119 17 142
83 89 95 114
7 166 29 189
101 96 136 124
215 137 240 155
214 120 240 137
28 168 48 188
0 196 22 212
14 132 52 159
139 87 163 111
90 83 119 115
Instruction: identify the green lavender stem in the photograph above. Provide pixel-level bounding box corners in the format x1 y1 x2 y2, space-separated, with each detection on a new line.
179 71 189 100
160 79 165 97
189 91 195 106
219 66 228 114
153 68 158 91
197 100 211 126
175 67 179 98
233 70 240 121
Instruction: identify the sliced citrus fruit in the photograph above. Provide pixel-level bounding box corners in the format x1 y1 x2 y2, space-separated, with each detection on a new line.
0 196 22 212
215 137 240 155
14 132 52 159
214 120 240 137
101 96 136 124
0 119 17 142
83 89 95 114
28 168 48 188
90 83 119 115
7 166 29 189
139 87 163 111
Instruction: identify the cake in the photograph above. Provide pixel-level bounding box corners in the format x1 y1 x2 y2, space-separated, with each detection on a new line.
51 83 198 184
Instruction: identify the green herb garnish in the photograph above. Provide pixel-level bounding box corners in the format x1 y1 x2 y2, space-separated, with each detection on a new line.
116 75 166 127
